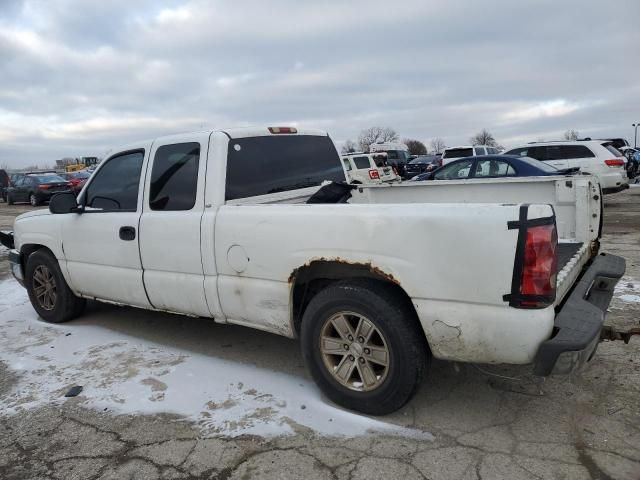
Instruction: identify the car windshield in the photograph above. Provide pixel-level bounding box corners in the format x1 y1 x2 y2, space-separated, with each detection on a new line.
443 148 473 158
516 157 559 173
72 171 91 179
31 175 66 183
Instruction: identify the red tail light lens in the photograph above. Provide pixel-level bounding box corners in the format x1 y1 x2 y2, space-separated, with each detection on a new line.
520 224 557 307
368 169 380 180
268 127 297 134
39 184 50 190
604 159 624 167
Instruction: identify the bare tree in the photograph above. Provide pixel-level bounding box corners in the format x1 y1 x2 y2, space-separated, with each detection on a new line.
403 138 427 156
341 139 358 154
430 137 446 154
563 129 579 141
470 129 499 147
0 162 9 170
357 126 399 152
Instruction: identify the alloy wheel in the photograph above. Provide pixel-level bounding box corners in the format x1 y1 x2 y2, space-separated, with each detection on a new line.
319 311 390 392
33 265 57 311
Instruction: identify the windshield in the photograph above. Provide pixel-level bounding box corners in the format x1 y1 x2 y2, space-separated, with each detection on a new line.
72 171 91 179
31 175 67 183
443 148 473 159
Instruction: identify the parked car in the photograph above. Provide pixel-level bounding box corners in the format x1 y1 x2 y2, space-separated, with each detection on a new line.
504 140 629 194
411 155 571 181
369 142 411 177
341 153 400 184
59 170 91 194
1 126 624 415
441 145 500 165
6 173 72 206
0 169 9 202
403 155 442 178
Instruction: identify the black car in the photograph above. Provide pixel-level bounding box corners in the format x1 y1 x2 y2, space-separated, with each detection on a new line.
403 155 442 178
7 173 72 206
412 155 575 181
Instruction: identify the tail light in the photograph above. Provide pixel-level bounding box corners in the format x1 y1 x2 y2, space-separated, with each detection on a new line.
368 169 380 180
519 224 557 308
39 184 50 190
268 127 297 134
604 159 624 167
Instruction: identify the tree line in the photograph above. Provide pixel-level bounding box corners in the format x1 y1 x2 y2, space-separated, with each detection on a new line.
341 126 503 156
342 127 584 156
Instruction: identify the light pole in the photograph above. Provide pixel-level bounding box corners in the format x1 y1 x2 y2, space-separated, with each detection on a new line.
633 123 639 149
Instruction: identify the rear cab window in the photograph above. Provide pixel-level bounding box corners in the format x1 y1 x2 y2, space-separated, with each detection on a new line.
225 135 344 201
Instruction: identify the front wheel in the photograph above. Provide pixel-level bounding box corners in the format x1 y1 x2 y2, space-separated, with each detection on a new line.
301 279 429 415
25 249 85 323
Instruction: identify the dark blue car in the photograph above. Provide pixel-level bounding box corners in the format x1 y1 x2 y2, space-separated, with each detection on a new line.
411 155 577 181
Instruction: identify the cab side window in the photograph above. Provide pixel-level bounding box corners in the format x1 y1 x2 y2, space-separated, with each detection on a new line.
149 143 200 211
84 151 144 211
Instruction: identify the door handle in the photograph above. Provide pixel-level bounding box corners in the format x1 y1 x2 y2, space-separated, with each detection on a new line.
119 226 136 241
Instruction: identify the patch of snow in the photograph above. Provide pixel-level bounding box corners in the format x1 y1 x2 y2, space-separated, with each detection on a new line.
0 280 433 440
613 276 640 304
0 278 29 312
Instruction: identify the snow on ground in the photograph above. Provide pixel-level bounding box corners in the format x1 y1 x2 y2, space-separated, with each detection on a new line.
0 279 433 439
614 276 640 304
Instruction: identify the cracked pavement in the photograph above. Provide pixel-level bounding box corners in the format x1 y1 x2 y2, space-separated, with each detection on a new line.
0 188 639 480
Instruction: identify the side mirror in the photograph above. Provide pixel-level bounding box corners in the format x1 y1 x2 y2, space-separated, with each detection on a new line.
49 192 81 214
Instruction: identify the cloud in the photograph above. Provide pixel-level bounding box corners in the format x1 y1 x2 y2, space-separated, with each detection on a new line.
0 0 639 166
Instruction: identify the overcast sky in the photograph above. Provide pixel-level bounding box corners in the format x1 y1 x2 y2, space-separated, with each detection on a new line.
1 0 639 166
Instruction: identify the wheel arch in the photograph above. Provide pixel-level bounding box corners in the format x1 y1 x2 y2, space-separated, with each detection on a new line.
289 259 425 342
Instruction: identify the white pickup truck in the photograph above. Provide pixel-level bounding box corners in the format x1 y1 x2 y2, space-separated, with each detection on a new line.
1 126 625 415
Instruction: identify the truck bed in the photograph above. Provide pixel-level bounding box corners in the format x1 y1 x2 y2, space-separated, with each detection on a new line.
558 242 583 271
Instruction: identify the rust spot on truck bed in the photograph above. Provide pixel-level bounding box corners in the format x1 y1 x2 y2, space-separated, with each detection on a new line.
288 257 400 285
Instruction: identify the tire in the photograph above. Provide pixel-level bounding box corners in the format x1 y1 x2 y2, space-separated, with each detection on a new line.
25 249 85 323
300 279 429 415
7 193 14 205
29 193 40 207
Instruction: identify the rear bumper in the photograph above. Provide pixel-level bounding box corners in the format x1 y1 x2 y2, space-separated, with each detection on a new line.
533 253 625 376
602 184 630 194
8 249 25 287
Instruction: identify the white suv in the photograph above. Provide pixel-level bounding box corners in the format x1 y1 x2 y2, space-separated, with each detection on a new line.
341 153 400 184
504 141 629 193
441 145 499 165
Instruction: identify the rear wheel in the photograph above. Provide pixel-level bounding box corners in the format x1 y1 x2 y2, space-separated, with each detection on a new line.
301 279 429 415
25 249 85 323
7 192 14 205
29 193 40 206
